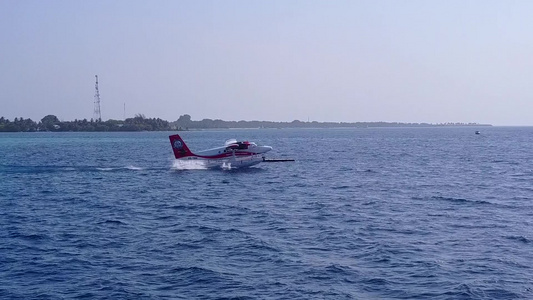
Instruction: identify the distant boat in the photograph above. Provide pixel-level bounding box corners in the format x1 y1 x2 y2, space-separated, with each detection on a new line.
475 131 481 135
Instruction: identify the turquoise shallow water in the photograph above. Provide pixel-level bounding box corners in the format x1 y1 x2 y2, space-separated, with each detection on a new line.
1 127 532 299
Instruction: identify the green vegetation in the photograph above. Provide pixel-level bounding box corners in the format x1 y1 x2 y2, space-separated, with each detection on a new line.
0 114 490 132
171 114 490 130
0 114 170 132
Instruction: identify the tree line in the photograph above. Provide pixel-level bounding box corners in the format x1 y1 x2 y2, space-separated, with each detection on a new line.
170 114 489 130
0 114 170 132
0 114 490 132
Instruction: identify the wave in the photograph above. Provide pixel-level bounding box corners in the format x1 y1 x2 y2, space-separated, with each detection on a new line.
436 196 492 205
10 232 49 241
505 235 531 244
415 196 495 206
97 219 127 226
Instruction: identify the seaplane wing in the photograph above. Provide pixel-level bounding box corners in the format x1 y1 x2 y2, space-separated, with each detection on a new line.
169 134 272 168
224 139 238 147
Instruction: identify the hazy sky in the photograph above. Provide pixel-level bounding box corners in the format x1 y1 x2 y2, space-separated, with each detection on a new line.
1 0 532 125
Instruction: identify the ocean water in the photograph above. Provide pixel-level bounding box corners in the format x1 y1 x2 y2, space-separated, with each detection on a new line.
0 127 532 299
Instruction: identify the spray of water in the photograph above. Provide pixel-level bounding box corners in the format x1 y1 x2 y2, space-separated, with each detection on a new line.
171 159 208 170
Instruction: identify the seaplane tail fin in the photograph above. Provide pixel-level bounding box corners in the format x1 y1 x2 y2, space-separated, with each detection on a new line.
169 134 195 159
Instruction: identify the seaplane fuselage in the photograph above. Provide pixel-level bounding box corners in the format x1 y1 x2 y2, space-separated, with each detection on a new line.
169 134 272 168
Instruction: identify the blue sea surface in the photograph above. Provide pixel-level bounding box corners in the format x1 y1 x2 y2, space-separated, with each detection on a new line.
1 127 532 299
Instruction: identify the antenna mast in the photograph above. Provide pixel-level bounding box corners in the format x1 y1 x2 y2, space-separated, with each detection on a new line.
93 75 102 121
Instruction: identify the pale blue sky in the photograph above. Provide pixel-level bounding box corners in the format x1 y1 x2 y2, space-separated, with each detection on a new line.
1 0 532 125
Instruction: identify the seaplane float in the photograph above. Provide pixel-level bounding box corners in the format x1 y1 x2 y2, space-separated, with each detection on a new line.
169 134 293 169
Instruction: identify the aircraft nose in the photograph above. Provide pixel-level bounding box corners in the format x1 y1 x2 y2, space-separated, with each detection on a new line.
263 146 273 152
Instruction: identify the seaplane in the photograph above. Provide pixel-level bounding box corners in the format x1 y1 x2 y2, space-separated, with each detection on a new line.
169 134 273 169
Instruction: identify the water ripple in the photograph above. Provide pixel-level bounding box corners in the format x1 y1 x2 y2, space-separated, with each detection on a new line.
1 128 532 299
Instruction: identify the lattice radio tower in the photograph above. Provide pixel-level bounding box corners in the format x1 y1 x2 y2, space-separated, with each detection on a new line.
93 75 102 121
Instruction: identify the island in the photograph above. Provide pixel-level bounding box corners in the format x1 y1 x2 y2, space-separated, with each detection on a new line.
0 114 491 132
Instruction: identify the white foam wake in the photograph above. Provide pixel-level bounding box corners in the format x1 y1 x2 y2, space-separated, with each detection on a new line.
96 167 114 171
171 160 208 170
124 165 144 170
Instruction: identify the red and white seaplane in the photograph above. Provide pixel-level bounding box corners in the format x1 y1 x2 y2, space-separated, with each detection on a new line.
169 134 273 169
